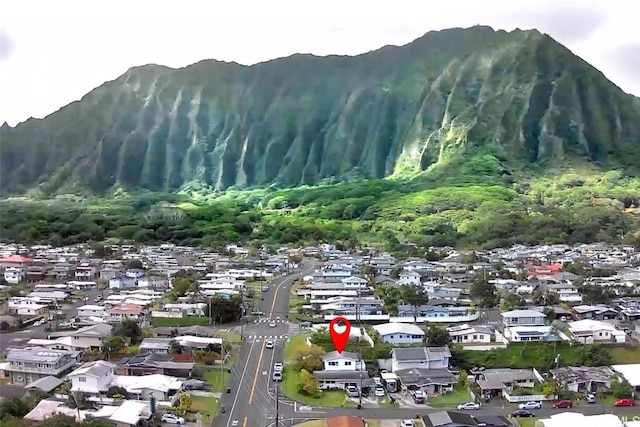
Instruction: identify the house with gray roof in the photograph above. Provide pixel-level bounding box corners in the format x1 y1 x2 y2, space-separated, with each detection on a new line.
390 346 451 372
68 360 116 394
4 346 76 385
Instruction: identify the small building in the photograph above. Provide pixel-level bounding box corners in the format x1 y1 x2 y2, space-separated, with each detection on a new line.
372 322 425 345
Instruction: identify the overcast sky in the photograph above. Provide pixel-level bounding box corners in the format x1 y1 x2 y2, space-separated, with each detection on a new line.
1 0 638 126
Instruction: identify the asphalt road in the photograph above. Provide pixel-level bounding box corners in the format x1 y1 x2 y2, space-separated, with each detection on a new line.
214 259 318 427
0 288 104 352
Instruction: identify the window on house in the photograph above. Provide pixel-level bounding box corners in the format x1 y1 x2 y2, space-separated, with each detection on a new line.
79 377 87 382
473 335 478 340
344 361 352 366
328 361 338 366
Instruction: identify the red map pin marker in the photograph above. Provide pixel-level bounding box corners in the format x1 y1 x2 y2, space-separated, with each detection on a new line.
329 317 351 354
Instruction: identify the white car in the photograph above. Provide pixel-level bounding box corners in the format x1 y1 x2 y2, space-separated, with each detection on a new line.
273 362 283 372
269 321 277 327
161 414 185 424
375 386 385 397
457 402 480 410
400 421 415 427
265 339 274 349
518 401 542 410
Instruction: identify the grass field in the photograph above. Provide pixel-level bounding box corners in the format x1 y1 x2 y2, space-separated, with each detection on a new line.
281 365 357 407
284 333 311 361
151 316 210 327
427 387 472 408
189 367 231 420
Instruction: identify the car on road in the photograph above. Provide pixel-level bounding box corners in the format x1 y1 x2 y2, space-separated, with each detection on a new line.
231 421 239 427
400 421 415 427
269 321 277 327
518 401 542 410
511 410 535 418
457 402 480 410
374 386 385 397
614 398 636 407
265 339 274 349
272 371 283 382
273 363 283 372
262 286 269 291
552 400 573 408
161 414 185 424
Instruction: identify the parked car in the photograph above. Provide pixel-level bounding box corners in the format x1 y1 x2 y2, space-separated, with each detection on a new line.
262 286 269 291
273 363 283 372
457 402 480 410
161 414 185 424
511 410 535 418
585 393 597 403
345 386 360 397
614 398 636 407
272 371 283 382
265 339 274 349
374 386 385 397
400 421 415 427
518 401 542 410
552 400 573 409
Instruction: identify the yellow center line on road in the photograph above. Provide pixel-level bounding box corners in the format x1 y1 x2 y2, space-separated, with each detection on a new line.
248 341 266 404
242 417 247 427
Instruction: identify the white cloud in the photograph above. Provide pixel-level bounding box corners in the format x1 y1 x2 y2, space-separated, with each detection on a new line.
1 0 638 126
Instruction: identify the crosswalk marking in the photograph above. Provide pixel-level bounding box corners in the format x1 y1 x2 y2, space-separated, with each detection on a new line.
257 318 289 323
246 335 289 340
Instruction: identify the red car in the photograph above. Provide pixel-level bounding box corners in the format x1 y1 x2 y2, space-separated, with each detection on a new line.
552 400 573 408
614 398 636 407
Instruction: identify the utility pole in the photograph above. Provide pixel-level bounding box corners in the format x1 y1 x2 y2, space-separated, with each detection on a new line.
275 383 280 427
358 358 363 409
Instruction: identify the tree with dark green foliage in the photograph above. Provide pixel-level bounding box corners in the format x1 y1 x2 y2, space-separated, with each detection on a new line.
470 276 499 308
113 319 143 344
206 295 244 324
425 326 452 347
0 397 29 421
400 285 429 322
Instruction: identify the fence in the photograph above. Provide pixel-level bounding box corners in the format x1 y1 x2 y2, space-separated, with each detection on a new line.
501 390 557 402
151 311 183 318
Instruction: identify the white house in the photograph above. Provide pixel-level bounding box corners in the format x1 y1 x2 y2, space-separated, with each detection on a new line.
399 271 421 286
547 283 583 303
372 322 425 345
501 309 546 327
448 324 493 344
341 276 369 288
77 305 106 318
390 346 451 372
568 319 627 344
320 351 365 371
8 296 48 316
68 360 116 394
109 275 136 289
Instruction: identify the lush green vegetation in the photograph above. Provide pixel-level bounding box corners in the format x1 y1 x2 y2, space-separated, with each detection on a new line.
1 168 639 250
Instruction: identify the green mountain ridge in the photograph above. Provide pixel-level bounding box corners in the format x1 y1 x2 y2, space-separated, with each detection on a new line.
1 25 640 196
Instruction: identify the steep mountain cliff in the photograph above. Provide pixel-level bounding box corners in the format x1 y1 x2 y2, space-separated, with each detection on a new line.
2 26 640 196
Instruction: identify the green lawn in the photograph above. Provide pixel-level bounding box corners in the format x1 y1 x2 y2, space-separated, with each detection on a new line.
188 367 231 421
612 347 640 364
427 387 472 408
151 316 210 327
514 418 538 427
190 395 218 422
284 333 311 361
203 368 230 392
281 366 357 407
217 331 242 345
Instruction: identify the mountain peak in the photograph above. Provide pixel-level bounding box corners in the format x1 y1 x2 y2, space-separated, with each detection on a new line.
1 26 639 196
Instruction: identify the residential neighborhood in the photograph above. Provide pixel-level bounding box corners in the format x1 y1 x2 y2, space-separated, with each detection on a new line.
0 241 640 427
